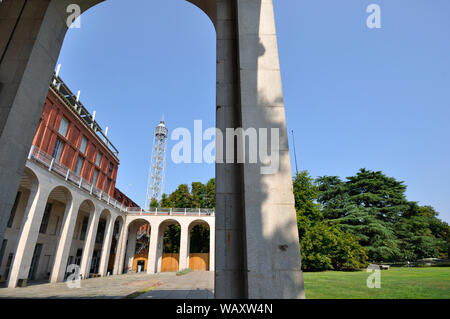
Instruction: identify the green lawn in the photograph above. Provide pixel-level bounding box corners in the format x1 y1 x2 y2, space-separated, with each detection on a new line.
303 267 450 299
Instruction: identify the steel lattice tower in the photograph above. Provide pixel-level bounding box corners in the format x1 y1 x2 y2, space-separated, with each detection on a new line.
145 118 168 208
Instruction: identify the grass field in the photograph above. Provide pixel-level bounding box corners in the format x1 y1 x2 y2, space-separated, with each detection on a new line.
303 267 450 299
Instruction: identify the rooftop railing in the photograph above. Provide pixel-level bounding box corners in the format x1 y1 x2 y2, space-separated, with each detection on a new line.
50 74 120 157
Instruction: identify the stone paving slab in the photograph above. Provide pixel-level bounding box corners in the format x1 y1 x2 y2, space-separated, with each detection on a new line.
0 271 214 299
138 271 214 299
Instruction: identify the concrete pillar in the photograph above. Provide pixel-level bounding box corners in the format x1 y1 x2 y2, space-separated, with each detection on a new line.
209 222 215 271
0 0 103 250
7 184 50 288
50 196 81 283
147 221 160 274
156 225 165 272
235 0 304 298
79 209 99 279
0 0 305 298
214 0 247 299
178 223 190 271
98 214 114 277
124 223 137 273
113 220 126 275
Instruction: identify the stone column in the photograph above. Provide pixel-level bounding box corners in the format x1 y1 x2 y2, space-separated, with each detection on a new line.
98 214 115 277
178 222 190 271
146 221 160 274
7 183 50 288
235 0 304 298
0 0 103 249
50 196 82 283
113 220 126 275
214 0 246 299
156 225 165 272
124 223 137 273
79 209 99 279
209 221 215 271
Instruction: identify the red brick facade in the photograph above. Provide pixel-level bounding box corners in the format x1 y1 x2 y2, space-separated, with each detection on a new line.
32 86 138 208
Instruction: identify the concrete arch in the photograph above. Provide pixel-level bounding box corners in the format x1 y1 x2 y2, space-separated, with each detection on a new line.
188 218 212 231
122 218 152 273
21 166 40 192
46 185 73 205
108 214 124 274
0 0 306 297
156 219 182 272
187 220 211 271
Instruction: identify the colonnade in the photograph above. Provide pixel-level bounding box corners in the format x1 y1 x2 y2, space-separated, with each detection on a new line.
1 160 214 288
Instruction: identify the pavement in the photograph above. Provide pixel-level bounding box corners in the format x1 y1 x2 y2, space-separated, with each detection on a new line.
0 271 214 299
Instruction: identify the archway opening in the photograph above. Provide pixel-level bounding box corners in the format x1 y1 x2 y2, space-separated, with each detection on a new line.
188 221 210 271
158 220 181 272
123 219 151 273
0 168 38 283
89 209 111 276
29 186 73 283
67 200 95 278
107 216 123 275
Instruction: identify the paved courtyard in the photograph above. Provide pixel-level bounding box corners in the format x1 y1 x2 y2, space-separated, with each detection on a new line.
0 271 214 299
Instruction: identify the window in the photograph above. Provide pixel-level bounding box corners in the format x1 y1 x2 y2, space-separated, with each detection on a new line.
52 216 60 235
7 192 21 228
52 138 65 163
0 240 7 271
39 203 52 234
95 152 102 167
4 253 14 280
105 179 111 193
79 136 87 154
58 116 69 137
92 169 99 187
80 217 89 241
75 156 84 175
108 163 114 177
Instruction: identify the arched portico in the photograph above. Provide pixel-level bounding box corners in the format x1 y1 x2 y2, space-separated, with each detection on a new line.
108 215 124 275
187 219 213 271
7 182 73 288
0 0 304 298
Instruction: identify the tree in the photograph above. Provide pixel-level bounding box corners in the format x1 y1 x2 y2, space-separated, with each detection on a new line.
316 169 449 262
149 198 159 209
345 169 409 222
293 171 322 223
204 178 215 209
300 220 368 271
316 175 348 219
395 203 448 260
189 225 210 253
293 171 368 271
160 193 173 208
163 224 181 253
337 204 401 262
167 184 192 208
191 182 206 208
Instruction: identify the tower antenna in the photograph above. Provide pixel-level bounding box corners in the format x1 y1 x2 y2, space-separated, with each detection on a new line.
145 116 168 208
291 130 299 175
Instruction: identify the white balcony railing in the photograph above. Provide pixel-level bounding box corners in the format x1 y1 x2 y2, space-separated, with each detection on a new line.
126 207 215 217
27 145 215 217
28 145 127 213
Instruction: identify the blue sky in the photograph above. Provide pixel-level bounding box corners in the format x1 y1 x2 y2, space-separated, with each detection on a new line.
57 0 450 222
